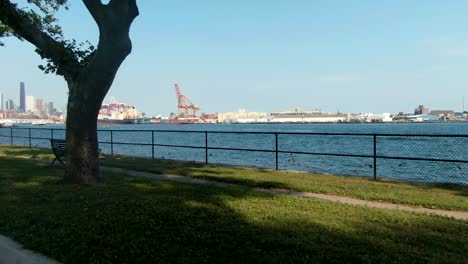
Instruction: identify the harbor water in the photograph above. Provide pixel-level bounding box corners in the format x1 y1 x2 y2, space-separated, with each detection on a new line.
1 122 467 185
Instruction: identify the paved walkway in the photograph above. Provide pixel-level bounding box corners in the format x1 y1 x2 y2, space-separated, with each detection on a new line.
0 235 59 264
103 166 468 221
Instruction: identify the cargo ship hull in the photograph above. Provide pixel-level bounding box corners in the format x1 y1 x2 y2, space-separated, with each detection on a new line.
98 118 198 125
97 119 139 125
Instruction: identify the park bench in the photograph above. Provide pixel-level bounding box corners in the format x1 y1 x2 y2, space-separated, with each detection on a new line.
50 139 103 166
50 139 67 166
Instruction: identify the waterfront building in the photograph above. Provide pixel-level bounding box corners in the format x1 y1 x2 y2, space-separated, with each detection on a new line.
19 82 25 112
430 110 455 120
414 105 429 115
217 109 267 123
407 114 440 122
26 95 35 112
270 107 349 123
270 107 321 117
349 113 393 123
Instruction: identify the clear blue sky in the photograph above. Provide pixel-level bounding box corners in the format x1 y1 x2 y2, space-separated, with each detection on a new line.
1 0 468 115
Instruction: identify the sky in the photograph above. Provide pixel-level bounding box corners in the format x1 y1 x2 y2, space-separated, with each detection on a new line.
1 0 468 115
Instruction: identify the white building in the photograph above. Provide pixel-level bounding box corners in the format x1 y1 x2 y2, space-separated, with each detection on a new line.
349 113 393 122
269 108 348 123
217 108 267 123
26 95 35 112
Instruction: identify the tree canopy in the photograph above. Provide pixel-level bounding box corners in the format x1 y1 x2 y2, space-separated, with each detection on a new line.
0 0 96 81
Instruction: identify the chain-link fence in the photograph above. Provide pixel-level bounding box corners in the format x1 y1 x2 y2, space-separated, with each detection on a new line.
0 127 466 185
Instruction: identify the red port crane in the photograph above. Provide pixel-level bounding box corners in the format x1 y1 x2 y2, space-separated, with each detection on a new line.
175 84 200 119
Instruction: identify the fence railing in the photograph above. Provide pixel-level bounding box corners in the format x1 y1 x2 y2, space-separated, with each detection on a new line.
0 127 467 185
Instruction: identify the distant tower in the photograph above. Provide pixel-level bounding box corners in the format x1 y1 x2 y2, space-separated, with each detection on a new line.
6 99 14 110
414 105 429 115
19 82 25 112
26 95 35 112
48 102 54 115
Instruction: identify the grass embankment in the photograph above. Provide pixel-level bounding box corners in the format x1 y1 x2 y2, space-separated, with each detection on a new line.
0 156 467 263
1 145 467 211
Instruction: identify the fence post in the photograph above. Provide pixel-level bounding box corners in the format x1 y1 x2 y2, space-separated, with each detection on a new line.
275 133 279 170
373 134 377 180
29 128 32 148
151 131 155 159
205 131 208 164
10 127 13 145
51 129 54 140
110 130 114 156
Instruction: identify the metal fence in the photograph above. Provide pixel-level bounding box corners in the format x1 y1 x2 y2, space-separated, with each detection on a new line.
0 127 467 185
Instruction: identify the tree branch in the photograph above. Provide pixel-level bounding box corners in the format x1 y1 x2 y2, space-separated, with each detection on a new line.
0 0 80 80
82 0 103 27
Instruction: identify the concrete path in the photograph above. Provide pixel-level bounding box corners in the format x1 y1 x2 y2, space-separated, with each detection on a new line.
103 166 468 221
0 235 60 264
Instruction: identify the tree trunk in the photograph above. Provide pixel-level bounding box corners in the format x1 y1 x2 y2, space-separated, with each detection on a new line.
63 28 136 183
64 79 102 184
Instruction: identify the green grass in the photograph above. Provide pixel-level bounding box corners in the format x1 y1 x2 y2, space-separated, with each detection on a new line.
0 156 467 263
1 144 467 211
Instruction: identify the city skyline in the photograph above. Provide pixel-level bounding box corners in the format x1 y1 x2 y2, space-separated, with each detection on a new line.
0 81 465 116
1 1 468 115
0 81 61 117
0 82 63 113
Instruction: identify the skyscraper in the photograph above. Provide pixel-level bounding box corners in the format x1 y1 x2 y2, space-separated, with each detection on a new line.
20 82 25 112
35 98 44 114
26 95 35 112
48 102 54 115
6 99 14 110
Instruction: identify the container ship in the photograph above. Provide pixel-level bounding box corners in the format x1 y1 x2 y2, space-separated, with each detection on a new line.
97 97 142 125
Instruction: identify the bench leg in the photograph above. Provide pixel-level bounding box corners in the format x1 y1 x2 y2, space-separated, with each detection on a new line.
57 157 65 166
51 158 57 166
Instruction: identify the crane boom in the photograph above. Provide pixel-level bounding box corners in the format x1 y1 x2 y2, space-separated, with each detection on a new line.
174 84 200 120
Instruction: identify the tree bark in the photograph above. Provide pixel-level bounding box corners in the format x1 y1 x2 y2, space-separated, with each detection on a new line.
65 81 101 184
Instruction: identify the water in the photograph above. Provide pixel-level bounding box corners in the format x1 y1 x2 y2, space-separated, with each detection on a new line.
1 123 467 185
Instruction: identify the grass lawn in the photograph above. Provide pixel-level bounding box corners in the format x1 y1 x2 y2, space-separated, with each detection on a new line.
0 156 467 263
1 144 467 212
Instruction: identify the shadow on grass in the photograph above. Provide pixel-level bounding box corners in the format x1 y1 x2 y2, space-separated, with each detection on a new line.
1 157 467 263
0 146 53 160
100 155 293 190
442 184 468 199
404 181 468 198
